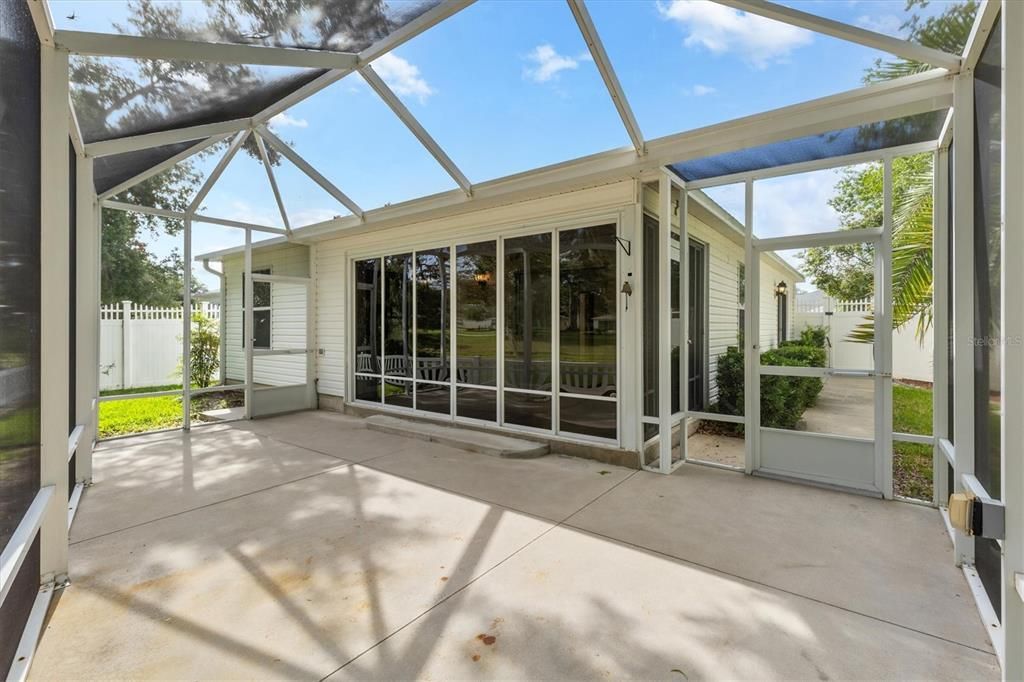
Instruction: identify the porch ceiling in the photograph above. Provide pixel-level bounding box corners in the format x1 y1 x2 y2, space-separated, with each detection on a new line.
30 411 997 679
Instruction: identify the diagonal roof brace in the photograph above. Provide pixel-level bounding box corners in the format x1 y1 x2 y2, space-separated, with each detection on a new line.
54 30 360 70
256 125 365 220
713 0 962 72
567 0 645 156
360 64 473 196
188 129 250 215
254 133 292 234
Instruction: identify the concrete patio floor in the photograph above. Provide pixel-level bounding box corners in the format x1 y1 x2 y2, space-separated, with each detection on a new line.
30 410 997 680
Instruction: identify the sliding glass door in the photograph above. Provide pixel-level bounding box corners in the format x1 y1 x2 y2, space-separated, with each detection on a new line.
352 221 619 443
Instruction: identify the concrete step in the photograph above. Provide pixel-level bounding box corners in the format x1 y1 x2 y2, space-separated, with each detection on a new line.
364 415 548 459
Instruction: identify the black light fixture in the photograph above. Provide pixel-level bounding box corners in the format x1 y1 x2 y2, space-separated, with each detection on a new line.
774 280 788 298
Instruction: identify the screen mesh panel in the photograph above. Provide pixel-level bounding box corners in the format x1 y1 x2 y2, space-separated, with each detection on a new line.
56 0 443 52
671 111 946 182
93 139 205 195
72 60 324 144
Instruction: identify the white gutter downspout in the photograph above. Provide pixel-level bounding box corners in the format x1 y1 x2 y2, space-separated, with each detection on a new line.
202 258 227 385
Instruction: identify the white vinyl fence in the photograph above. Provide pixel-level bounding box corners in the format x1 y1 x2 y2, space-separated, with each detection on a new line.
794 294 934 383
100 300 221 391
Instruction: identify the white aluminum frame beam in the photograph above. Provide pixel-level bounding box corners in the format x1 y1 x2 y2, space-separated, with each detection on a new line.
188 129 250 214
256 125 365 219
714 0 962 72
86 119 249 158
98 133 233 199
76 0 478 159
359 64 472 195
567 0 645 155
68 94 84 156
962 0 1001 73
26 0 54 46
39 43 70 584
1000 2 1023 678
294 69 951 241
102 199 288 234
54 30 359 70
254 133 292 233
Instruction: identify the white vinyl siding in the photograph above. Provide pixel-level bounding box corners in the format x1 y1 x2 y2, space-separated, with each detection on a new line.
223 243 310 387
641 187 800 405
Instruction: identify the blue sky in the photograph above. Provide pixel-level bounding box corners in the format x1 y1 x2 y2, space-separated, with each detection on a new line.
52 0 959 290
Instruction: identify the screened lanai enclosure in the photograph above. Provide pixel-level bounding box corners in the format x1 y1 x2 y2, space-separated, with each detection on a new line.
2 0 1022 679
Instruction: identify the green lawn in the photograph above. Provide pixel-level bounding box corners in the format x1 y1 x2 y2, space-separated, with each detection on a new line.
893 383 934 501
456 329 616 363
98 384 243 438
99 395 183 438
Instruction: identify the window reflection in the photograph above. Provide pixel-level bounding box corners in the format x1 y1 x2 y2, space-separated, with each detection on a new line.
505 233 552 391
559 224 617 396
384 254 413 378
504 391 552 430
355 258 381 374
456 241 497 388
416 248 451 381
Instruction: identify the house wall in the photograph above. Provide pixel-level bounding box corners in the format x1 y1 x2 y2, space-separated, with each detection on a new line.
217 179 797 431
640 186 800 406
222 242 310 386
313 181 637 399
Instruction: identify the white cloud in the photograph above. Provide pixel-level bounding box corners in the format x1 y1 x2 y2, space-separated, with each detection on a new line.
268 112 308 129
684 83 717 96
373 53 436 103
291 208 342 226
657 0 814 69
855 13 903 35
225 200 280 229
523 44 583 83
752 167 844 240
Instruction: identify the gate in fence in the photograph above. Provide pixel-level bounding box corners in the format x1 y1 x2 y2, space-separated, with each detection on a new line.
793 294 933 383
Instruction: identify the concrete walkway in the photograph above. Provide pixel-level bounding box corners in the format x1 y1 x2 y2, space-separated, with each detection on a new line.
31 411 997 680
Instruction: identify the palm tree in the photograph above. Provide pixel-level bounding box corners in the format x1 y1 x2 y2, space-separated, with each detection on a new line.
846 1 977 343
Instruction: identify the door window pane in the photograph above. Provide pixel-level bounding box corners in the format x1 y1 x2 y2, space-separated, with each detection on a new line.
355 375 382 402
642 214 659 419
416 248 451 381
253 310 271 349
505 234 552 391
416 382 450 416
354 259 381 375
559 224 617 397
456 241 497 386
384 253 413 378
384 379 414 409
761 374 873 439
560 397 616 440
456 386 497 422
504 391 551 430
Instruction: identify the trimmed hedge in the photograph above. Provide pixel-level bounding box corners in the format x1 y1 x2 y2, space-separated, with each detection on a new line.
711 341 825 430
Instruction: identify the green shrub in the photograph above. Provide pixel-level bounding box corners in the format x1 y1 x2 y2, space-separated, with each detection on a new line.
798 325 829 348
189 312 220 388
714 345 744 416
710 343 824 430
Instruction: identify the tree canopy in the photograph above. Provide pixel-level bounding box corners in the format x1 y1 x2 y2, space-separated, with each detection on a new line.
800 0 975 340
85 0 404 305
